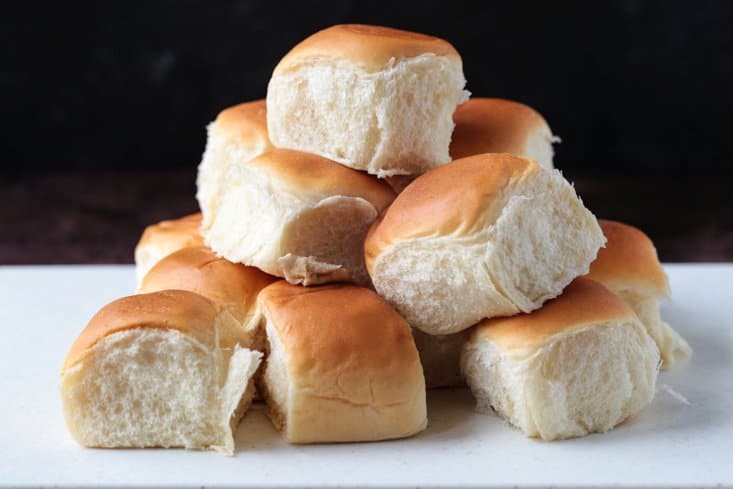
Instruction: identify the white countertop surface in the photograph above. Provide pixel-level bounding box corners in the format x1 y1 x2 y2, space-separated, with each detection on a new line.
0 264 731 488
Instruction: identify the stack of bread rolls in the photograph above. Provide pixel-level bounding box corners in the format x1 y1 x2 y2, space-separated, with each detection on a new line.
61 24 690 454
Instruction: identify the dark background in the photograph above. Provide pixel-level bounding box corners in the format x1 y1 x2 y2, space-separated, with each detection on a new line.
2 1 732 262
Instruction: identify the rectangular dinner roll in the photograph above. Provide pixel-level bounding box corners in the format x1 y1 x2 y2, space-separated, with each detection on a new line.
461 278 660 441
586 219 691 368
138 246 276 351
267 24 469 177
196 100 274 231
134 213 204 287
60 290 262 455
205 148 395 286
412 328 470 388
256 281 427 443
365 153 605 335
450 98 560 170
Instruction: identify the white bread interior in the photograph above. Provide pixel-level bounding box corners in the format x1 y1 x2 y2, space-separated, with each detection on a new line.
196 100 273 231
411 327 469 388
256 281 427 443
133 213 203 287
260 321 290 434
460 279 660 440
366 154 605 335
524 122 558 170
61 330 260 454
618 289 691 368
462 323 658 441
60 291 262 455
205 149 394 286
267 25 469 177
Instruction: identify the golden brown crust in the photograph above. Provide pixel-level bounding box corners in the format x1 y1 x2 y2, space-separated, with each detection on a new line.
274 24 461 74
258 281 423 410
258 282 417 376
450 98 550 160
212 99 271 146
248 149 396 211
135 213 204 254
586 220 669 296
62 290 217 371
365 153 538 271
471 278 635 352
139 246 276 324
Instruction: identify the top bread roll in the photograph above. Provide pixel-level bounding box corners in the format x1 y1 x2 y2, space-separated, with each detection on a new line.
365 153 605 335
450 98 559 169
196 100 274 231
267 24 469 177
586 219 691 367
134 213 204 287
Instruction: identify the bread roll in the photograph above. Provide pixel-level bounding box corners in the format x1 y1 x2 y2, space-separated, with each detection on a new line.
138 246 276 350
267 24 469 177
412 328 469 388
205 148 395 286
196 100 274 230
450 98 559 169
365 153 605 334
60 290 262 455
256 281 427 443
586 220 691 368
134 213 203 287
461 278 660 441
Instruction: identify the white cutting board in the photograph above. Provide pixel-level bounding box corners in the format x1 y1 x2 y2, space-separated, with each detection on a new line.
0 264 730 488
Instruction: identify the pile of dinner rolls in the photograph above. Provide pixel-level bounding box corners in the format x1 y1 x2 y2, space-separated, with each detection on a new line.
60 24 691 455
